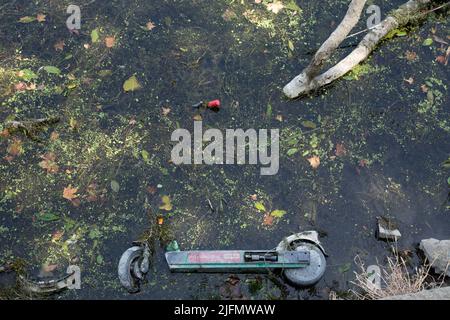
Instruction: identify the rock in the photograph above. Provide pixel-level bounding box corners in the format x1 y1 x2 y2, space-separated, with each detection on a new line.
419 238 450 277
376 217 401 241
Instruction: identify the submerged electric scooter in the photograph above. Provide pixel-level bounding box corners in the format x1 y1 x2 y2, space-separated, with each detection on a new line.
118 231 327 293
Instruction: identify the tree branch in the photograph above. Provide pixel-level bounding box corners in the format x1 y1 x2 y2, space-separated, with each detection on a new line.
283 0 434 99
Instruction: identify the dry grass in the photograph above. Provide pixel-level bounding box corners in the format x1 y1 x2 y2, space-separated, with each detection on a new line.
351 249 443 300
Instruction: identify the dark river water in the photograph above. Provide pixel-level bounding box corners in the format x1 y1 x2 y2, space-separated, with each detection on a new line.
0 0 448 299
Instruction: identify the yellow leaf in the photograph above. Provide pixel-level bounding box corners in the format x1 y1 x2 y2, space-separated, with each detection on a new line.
270 209 287 218
159 195 173 211
19 16 36 23
254 202 266 212
123 75 141 92
307 155 320 169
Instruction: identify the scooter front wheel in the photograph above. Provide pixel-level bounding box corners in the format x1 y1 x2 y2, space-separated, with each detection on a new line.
277 233 326 287
118 246 145 293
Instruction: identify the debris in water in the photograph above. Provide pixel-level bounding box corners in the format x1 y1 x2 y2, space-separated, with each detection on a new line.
376 217 401 241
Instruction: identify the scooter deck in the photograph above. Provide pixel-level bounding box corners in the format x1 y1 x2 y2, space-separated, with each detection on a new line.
165 250 310 272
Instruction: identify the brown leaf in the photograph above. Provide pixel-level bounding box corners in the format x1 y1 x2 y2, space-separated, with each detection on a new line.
405 50 417 62
63 185 78 200
105 36 115 48
275 114 283 122
263 213 274 226
71 198 81 207
0 129 10 138
358 159 368 167
86 183 99 202
42 264 58 273
266 1 284 13
54 40 65 51
404 77 414 85
162 107 171 116
50 131 59 141
146 21 156 31
436 55 446 64
307 155 320 169
420 84 429 93
7 139 23 157
147 185 157 195
52 230 64 242
192 114 202 121
250 194 257 201
26 83 36 90
335 143 347 157
14 82 27 91
39 152 59 173
36 13 46 22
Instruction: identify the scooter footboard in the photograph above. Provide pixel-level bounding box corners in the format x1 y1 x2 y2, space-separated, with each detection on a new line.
165 250 310 273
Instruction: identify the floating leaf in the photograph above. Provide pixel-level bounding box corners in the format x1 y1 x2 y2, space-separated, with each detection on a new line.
36 13 46 22
288 40 294 52
339 263 351 274
18 69 38 81
422 38 433 46
266 1 284 14
91 28 100 43
7 139 23 157
51 230 64 242
38 152 59 173
54 40 65 51
105 36 115 48
159 195 173 211
123 75 141 92
307 155 320 169
447 177 450 185
36 212 60 222
284 0 302 12
443 158 450 169
161 107 171 116
63 185 78 200
42 264 58 273
263 214 274 226
335 143 347 157
301 120 316 129
287 148 298 156
270 209 287 218
254 202 266 212
146 21 156 31
89 228 102 239
110 180 120 193
43 66 61 75
96 254 104 264
266 103 272 118
19 16 36 23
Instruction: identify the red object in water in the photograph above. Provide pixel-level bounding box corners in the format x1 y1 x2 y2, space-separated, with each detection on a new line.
207 99 221 108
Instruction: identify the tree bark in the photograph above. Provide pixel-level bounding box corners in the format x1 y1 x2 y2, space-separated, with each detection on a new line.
283 0 433 99
302 0 367 81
